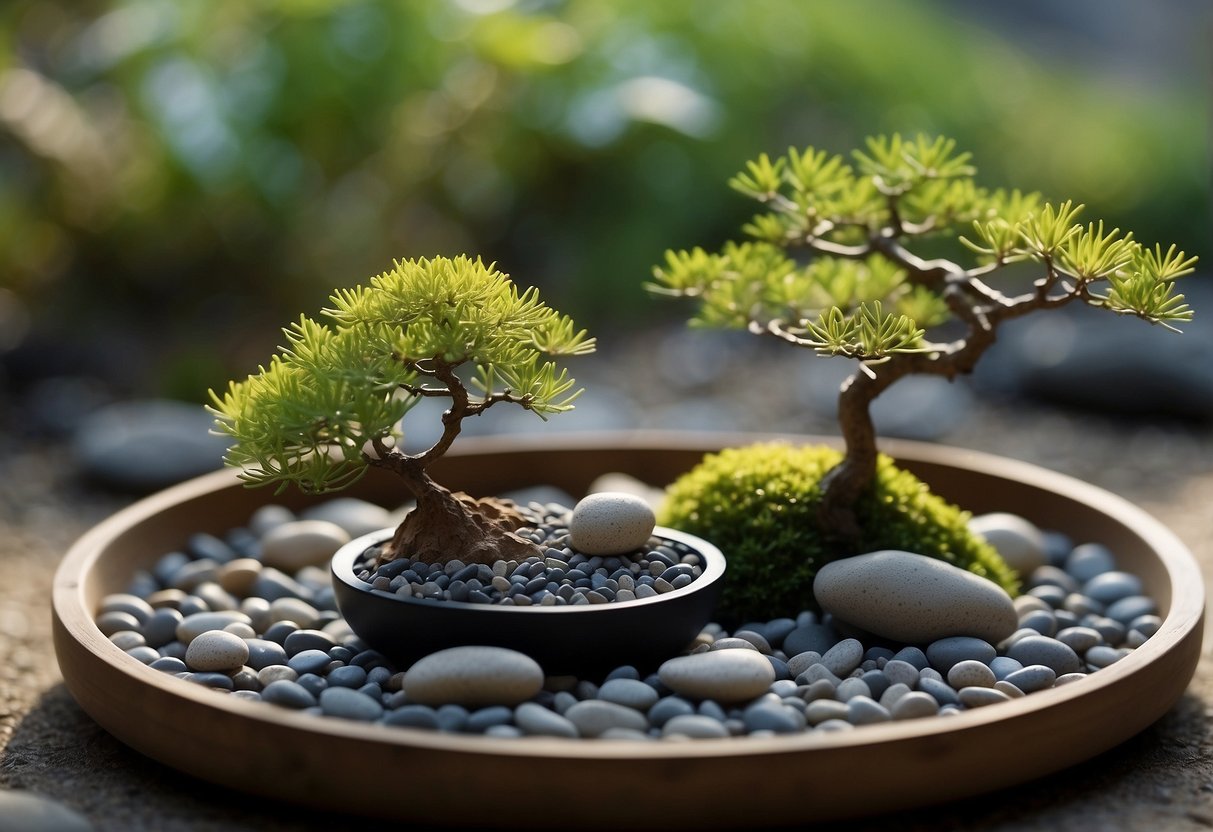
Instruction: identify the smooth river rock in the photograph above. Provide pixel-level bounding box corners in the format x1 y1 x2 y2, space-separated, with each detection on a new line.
657 649 775 702
184 630 249 672
814 550 1018 644
968 513 1047 577
568 492 656 556
260 520 351 572
402 646 544 707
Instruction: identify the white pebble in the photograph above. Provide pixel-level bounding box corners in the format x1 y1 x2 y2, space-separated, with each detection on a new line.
568 492 656 556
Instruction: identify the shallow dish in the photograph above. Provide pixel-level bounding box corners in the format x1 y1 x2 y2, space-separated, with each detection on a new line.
331 526 725 673
52 432 1205 828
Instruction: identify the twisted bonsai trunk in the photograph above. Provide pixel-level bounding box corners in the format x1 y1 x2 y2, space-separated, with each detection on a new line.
365 358 543 565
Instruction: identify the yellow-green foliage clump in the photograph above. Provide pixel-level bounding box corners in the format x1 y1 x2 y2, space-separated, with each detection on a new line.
659 443 1018 624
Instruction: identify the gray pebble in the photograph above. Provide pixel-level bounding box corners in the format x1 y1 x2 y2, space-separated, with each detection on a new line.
860 669 890 700
261 680 317 709
1006 635 1083 675
1085 645 1129 668
244 639 289 671
383 705 441 730
1082 571 1143 605
891 691 940 720
1105 595 1157 625
919 678 961 707
805 700 850 725
1055 672 1088 686
403 646 544 707
926 636 996 673
958 686 1012 708
821 638 864 677
947 660 996 689
96 611 141 637
184 630 249 672
598 678 659 711
658 650 775 702
466 706 514 733
565 700 648 737
846 696 891 726
815 551 1017 643
514 702 579 738
834 677 870 702
176 611 252 644
1055 626 1102 654
1029 565 1080 594
988 656 1023 681
882 659 920 689
319 687 383 721
878 683 911 710
100 593 154 624
1018 609 1057 637
125 646 160 664
743 702 806 734
709 637 759 652
782 624 838 656
287 649 332 676
1065 543 1116 583
662 714 730 739
786 651 823 678
891 646 929 670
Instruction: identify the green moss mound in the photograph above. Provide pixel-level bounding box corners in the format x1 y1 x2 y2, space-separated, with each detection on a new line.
658 442 1019 624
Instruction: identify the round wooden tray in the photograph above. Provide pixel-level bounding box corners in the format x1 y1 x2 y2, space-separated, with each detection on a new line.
52 432 1205 828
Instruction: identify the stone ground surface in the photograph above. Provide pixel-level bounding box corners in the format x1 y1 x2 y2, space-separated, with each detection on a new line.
0 400 1210 831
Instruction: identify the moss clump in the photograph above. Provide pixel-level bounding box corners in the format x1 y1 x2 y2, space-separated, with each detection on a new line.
658 442 1018 624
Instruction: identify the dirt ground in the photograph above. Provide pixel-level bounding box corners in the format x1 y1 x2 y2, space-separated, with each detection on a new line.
0 403 1210 831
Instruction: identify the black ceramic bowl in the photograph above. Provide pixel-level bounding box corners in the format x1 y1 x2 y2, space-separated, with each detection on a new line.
331 527 725 674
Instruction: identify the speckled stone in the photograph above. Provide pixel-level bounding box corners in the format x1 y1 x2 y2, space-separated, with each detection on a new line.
658 650 775 702
402 646 544 707
968 513 1048 577
175 611 252 644
813 550 1017 643
568 492 656 556
184 630 249 672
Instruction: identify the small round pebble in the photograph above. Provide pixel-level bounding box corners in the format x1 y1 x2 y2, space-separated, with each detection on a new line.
568 492 656 556
598 678 659 711
515 702 579 738
184 630 249 672
947 660 996 689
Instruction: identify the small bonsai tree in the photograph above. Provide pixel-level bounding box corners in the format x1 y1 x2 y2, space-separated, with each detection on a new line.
651 134 1196 541
209 255 595 565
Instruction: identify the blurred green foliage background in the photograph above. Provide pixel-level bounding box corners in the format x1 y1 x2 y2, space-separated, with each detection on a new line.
0 0 1207 399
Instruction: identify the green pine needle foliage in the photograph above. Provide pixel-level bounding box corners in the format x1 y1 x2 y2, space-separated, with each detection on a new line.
658 443 1019 624
209 255 595 494
649 133 1196 352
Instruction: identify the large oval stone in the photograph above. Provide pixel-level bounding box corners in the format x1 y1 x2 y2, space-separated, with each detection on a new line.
402 646 544 707
657 649 774 702
814 550 1017 644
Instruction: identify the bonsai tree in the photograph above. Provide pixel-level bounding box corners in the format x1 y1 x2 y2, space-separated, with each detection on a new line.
209 255 595 565
651 134 1196 540
650 134 1196 621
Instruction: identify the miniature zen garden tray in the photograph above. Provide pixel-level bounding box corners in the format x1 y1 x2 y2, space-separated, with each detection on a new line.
52 432 1205 828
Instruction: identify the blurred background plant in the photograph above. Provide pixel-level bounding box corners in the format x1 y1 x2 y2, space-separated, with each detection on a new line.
0 0 1208 491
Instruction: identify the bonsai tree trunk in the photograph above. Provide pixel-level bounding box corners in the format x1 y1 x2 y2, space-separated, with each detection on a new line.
377 463 539 565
